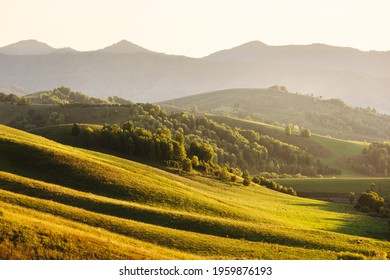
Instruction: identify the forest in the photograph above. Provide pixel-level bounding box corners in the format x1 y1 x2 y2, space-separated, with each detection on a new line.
69 102 340 179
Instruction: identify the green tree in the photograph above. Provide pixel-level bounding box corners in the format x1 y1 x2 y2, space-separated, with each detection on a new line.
356 191 385 213
300 128 312 137
47 112 64 126
172 140 186 161
122 121 134 132
191 155 199 167
182 158 192 172
219 165 231 181
71 123 81 136
242 169 251 186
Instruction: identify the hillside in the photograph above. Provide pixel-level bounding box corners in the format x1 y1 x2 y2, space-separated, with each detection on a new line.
0 124 390 259
203 115 364 177
1 40 390 112
161 88 390 141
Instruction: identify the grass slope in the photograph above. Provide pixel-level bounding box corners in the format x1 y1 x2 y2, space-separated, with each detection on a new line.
1 125 389 259
206 115 364 176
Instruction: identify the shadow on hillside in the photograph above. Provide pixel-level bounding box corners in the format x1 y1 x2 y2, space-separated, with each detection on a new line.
292 202 390 241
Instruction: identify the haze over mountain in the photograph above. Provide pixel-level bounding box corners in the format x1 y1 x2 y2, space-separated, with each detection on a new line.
0 39 389 112
205 41 390 77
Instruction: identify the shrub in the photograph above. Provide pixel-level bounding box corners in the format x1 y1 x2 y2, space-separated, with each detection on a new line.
300 128 312 138
252 176 260 184
243 178 251 186
219 166 231 181
182 158 192 172
191 156 199 168
356 191 385 213
242 170 251 186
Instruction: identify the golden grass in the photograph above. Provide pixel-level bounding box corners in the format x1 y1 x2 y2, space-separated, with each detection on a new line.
0 124 389 259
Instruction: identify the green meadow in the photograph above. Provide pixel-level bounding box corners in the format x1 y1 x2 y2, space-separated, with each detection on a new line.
0 124 389 259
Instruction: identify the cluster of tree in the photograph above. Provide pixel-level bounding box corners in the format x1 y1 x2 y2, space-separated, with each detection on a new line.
253 176 297 196
305 110 390 141
351 142 390 176
74 122 234 183
6 97 340 177
107 96 133 105
26 87 134 106
73 122 297 195
71 102 339 177
188 117 338 176
284 124 311 138
0 92 31 105
8 110 64 130
354 184 390 218
31 87 110 105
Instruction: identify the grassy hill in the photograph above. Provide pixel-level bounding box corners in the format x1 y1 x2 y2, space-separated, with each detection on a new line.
0 103 132 127
161 88 390 142
0 124 389 259
276 178 390 200
204 115 364 177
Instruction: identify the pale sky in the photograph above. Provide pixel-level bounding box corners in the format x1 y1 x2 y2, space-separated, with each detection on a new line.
1 0 389 57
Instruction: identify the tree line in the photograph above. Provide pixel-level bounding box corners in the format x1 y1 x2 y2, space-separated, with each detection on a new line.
73 102 340 177
350 142 390 176
0 92 31 105
72 121 297 196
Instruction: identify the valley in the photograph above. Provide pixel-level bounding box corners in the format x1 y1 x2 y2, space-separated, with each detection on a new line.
1 85 390 259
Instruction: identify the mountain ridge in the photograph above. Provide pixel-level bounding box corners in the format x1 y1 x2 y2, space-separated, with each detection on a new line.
0 39 56 55
1 39 389 113
101 40 152 54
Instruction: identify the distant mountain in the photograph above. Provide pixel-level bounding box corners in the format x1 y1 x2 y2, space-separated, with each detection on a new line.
204 41 390 77
0 40 56 55
101 40 151 54
53 47 78 54
0 40 389 113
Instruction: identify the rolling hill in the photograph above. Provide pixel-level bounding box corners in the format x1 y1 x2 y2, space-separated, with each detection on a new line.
1 40 389 113
0 124 389 259
161 88 390 141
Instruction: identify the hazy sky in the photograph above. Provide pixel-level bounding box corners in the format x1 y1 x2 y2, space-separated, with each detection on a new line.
1 0 389 57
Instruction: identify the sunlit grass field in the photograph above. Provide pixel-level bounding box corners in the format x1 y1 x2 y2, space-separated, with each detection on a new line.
0 124 389 259
276 178 390 197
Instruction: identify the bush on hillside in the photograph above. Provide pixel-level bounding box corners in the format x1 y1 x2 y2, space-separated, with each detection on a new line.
182 158 192 172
